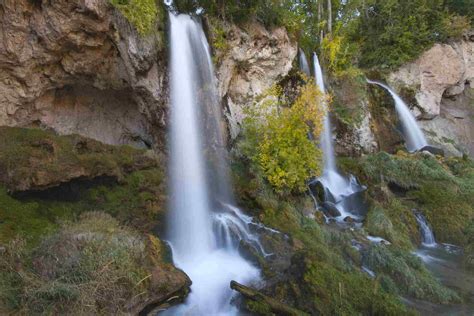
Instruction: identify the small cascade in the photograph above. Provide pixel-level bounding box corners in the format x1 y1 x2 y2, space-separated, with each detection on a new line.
366 80 428 152
165 11 262 315
414 212 437 247
310 53 366 221
299 49 311 76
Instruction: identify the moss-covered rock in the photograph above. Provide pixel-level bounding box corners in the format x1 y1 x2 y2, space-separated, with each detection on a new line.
0 127 166 246
340 151 474 247
0 127 158 193
0 212 190 315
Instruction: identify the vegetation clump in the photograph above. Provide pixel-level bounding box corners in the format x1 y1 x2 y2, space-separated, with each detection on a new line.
239 81 326 193
110 0 162 35
0 212 181 315
364 244 460 303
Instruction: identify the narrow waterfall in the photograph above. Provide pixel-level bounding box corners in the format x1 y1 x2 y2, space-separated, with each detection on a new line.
299 49 311 76
311 53 365 221
366 80 428 152
165 13 260 315
414 212 437 247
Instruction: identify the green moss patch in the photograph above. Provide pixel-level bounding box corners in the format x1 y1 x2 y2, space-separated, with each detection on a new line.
110 0 162 35
0 127 157 193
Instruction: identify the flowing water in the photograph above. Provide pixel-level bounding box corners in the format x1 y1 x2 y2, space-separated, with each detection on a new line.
414 212 437 247
299 49 311 76
409 215 474 314
164 12 260 315
366 80 428 152
311 53 365 221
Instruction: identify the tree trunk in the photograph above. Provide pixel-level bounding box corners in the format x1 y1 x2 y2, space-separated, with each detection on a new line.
327 0 332 34
318 0 324 44
230 281 309 316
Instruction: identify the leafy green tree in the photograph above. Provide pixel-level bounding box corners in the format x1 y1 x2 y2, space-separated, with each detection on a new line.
240 81 326 193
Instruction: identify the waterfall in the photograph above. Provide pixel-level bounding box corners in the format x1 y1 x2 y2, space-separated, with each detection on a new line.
311 53 365 221
165 13 260 315
299 49 311 76
414 212 437 247
366 80 428 152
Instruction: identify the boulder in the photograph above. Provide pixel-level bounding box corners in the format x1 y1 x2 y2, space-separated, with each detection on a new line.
419 145 445 157
320 201 341 218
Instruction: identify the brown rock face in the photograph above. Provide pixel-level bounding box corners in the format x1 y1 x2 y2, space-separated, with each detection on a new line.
0 0 167 148
214 22 297 139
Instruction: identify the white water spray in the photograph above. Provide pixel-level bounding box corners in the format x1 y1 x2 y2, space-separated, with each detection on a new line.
165 13 260 315
366 80 428 152
312 53 364 221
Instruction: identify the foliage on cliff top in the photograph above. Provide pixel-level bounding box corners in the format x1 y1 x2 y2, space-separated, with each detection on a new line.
110 0 162 35
0 212 179 315
239 80 326 193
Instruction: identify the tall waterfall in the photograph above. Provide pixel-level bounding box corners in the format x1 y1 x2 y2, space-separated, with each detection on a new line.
165 13 260 315
311 53 365 221
299 49 311 76
367 80 428 152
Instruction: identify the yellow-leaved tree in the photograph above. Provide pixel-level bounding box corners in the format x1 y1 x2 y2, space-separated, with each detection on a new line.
241 78 326 193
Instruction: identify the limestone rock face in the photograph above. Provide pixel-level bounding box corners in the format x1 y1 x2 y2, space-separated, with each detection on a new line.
388 37 474 157
215 22 297 139
0 0 167 148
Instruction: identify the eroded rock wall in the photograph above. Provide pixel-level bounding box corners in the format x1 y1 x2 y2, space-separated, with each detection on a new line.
0 0 167 148
213 22 297 139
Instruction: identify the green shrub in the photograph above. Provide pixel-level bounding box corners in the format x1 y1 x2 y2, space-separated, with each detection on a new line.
240 82 325 193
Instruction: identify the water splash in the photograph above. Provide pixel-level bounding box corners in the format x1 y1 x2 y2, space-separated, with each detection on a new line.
311 53 365 221
165 13 260 315
366 80 428 152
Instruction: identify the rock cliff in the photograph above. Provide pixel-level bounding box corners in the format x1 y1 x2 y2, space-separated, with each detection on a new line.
388 33 474 156
213 21 297 139
0 0 167 148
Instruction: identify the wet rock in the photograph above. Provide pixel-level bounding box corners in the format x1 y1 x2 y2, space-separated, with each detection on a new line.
344 216 355 223
321 201 341 218
419 145 445 157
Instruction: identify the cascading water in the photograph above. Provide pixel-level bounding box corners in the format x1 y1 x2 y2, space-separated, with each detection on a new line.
366 80 428 152
311 53 365 221
414 212 437 247
299 49 311 77
165 12 261 315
